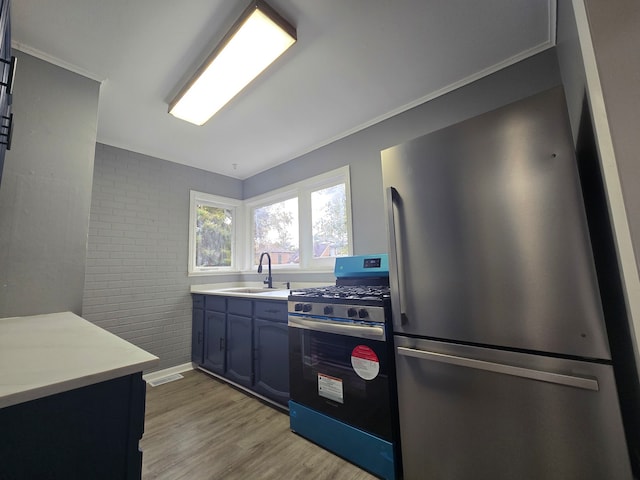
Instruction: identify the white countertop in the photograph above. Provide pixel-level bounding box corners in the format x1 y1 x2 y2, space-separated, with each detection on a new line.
190 285 290 300
0 311 159 409
190 282 333 300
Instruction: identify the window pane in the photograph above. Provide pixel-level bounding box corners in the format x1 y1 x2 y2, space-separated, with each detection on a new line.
254 198 299 265
196 204 233 267
312 183 348 258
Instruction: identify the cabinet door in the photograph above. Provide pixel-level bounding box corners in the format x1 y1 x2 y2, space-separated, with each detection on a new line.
253 317 289 405
203 311 226 375
226 314 253 387
191 308 204 365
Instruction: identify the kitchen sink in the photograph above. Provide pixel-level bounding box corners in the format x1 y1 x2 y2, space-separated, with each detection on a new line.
214 287 290 297
217 287 280 294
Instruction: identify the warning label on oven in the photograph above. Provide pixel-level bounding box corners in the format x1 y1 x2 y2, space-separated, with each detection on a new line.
351 345 380 380
318 373 344 404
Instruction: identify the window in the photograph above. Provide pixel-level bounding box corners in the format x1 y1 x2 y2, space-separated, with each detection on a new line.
247 166 352 270
188 191 241 274
312 183 349 258
253 196 299 266
188 166 352 275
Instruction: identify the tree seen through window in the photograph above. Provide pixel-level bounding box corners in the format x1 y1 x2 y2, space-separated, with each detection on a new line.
196 204 233 267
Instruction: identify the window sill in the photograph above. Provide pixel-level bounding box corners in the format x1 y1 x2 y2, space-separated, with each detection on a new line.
239 267 335 275
188 270 241 277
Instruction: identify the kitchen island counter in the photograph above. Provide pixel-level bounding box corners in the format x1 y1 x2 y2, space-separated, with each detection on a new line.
0 311 159 479
0 311 158 409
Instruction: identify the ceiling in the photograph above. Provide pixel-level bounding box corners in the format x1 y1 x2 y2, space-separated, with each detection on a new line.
12 0 555 180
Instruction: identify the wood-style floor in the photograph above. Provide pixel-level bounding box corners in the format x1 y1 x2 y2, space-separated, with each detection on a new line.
141 369 378 480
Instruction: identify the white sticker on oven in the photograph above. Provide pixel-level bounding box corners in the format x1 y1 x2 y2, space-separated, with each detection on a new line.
318 373 344 404
351 345 380 380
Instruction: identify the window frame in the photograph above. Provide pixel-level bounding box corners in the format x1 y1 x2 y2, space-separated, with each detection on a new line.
188 190 243 275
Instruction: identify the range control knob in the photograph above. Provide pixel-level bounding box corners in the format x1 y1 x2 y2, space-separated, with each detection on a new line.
302 304 313 312
324 305 334 315
294 303 304 312
358 309 369 319
347 308 358 317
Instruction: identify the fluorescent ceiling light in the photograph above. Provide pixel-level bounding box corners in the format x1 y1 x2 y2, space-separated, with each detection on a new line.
169 0 296 126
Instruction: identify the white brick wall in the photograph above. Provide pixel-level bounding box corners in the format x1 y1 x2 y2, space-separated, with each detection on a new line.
82 144 242 371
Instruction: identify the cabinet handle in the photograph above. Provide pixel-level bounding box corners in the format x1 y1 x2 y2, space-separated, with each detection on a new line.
0 56 17 95
198 332 202 344
220 338 225 351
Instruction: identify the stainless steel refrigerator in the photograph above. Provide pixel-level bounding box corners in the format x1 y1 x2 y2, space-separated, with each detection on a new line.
381 87 632 479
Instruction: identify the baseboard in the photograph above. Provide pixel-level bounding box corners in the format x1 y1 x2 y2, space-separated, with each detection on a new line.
143 363 194 384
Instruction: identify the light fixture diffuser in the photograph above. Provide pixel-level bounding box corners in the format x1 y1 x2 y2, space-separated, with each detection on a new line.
169 0 296 126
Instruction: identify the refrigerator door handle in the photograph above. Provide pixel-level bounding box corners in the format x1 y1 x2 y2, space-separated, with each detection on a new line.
386 186 407 328
397 346 600 391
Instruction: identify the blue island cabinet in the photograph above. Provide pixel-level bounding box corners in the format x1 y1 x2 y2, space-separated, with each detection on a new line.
0 373 146 480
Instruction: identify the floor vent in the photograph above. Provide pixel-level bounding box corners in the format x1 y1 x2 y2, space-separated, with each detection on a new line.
147 373 184 387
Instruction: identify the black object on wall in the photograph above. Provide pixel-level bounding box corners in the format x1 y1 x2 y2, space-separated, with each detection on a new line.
0 0 15 186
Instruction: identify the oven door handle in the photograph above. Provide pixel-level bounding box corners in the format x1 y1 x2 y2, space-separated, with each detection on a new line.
288 316 386 340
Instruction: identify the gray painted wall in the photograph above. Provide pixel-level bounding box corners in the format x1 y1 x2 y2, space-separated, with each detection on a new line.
0 51 100 317
244 49 562 256
82 144 243 370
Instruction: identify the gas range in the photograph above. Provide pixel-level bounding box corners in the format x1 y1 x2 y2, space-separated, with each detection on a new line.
287 254 400 480
288 255 391 323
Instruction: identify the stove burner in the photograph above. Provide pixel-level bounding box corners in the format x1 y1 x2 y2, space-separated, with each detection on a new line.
291 285 390 301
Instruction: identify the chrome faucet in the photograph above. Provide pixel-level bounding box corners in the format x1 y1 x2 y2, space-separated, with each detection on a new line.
257 252 273 289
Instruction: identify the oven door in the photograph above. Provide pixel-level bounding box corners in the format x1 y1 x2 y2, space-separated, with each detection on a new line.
288 314 393 441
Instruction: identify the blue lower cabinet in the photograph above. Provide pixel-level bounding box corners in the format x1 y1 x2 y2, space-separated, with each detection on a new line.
253 318 289 405
194 294 290 407
203 310 226 374
191 307 204 365
226 313 253 388
191 295 205 365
